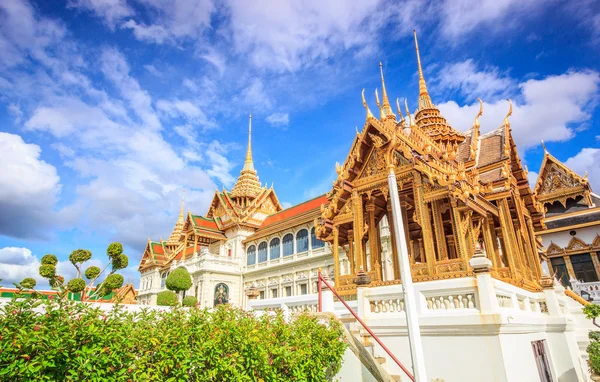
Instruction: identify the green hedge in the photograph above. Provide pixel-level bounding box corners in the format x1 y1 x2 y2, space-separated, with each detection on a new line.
182 296 197 307
157 290 179 307
0 296 346 381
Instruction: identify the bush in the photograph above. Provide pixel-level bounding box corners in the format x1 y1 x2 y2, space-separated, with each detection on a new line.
165 267 192 292
19 278 36 289
40 254 58 266
39 264 56 279
67 278 86 293
182 296 197 307
107 242 123 258
69 249 92 264
84 266 101 280
584 304 600 374
0 298 347 381
111 254 128 271
104 274 124 291
157 291 179 306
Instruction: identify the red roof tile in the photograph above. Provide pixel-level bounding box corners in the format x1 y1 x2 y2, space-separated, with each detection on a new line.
260 195 328 228
151 243 164 254
192 216 220 231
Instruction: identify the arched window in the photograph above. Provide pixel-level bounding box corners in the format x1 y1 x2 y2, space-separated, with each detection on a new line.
283 234 294 257
270 238 280 260
160 273 167 288
247 245 256 265
296 229 308 253
214 283 229 306
311 227 325 249
258 242 268 263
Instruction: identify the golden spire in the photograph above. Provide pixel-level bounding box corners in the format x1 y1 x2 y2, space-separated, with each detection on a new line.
404 99 415 127
541 140 547 153
379 62 394 118
179 189 186 218
362 89 374 119
413 30 432 109
396 97 405 123
470 98 483 160
243 114 254 171
167 190 186 245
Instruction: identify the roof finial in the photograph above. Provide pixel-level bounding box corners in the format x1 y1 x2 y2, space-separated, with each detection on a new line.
470 98 483 160
413 30 432 108
379 62 394 118
396 97 405 123
179 189 186 218
362 89 374 120
503 99 513 128
503 99 513 157
404 99 414 127
243 114 254 171
541 140 547 153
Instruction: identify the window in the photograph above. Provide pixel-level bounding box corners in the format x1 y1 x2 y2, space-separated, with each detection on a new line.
571 254 598 283
214 283 229 306
283 234 294 257
300 284 307 295
259 291 265 299
311 227 325 249
532 340 553 382
285 286 292 297
296 229 309 253
160 273 167 288
258 242 268 263
550 257 570 287
271 288 278 298
247 245 256 265
270 238 281 260
228 249 232 257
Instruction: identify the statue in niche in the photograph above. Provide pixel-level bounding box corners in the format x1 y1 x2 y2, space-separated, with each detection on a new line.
214 283 229 306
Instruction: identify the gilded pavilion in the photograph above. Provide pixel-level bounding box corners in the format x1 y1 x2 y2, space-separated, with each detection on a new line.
315 31 546 296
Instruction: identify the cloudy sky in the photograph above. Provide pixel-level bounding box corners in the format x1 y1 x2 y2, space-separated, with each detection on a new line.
1 0 599 289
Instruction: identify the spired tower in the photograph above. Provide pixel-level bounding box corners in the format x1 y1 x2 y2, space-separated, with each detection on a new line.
230 115 263 206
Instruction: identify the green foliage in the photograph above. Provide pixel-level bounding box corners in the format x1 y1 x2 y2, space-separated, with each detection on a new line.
111 254 128 271
67 278 86 293
157 291 179 307
50 276 64 289
586 305 600 374
0 299 347 381
106 242 123 258
39 264 56 279
84 266 101 280
182 296 197 307
69 249 92 264
104 274 124 291
165 267 192 292
40 254 58 266
585 304 600 320
19 278 37 290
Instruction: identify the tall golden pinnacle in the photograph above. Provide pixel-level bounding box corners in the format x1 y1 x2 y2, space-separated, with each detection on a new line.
503 99 513 157
244 114 254 171
469 98 483 160
413 30 432 109
361 89 375 120
379 62 394 119
179 189 186 218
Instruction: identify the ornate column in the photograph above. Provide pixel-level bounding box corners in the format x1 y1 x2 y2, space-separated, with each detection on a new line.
347 231 355 275
481 215 499 268
366 199 381 280
564 255 576 280
387 202 400 279
432 200 449 261
183 233 190 260
450 201 469 269
498 198 521 275
332 226 340 286
352 191 364 272
525 216 543 279
413 175 435 275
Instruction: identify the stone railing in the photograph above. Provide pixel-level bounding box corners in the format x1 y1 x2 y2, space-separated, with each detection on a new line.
492 279 548 315
571 280 600 301
248 294 318 313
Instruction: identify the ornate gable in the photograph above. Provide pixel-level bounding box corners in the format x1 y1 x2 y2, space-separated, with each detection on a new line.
567 237 588 252
546 242 563 255
534 150 592 208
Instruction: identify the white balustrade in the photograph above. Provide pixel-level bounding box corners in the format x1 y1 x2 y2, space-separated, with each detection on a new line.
425 294 476 311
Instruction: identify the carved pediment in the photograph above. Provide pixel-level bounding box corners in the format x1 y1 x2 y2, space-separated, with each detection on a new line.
539 164 581 195
593 234 600 248
546 242 562 255
567 237 588 251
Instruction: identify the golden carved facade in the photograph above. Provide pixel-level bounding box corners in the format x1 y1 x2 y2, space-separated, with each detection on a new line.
315 31 545 296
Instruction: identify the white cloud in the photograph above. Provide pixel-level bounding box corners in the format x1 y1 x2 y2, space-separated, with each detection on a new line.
565 148 600 192
68 0 133 29
266 112 289 128
7 103 22 123
435 62 600 151
0 133 61 239
527 170 538 188
239 78 273 112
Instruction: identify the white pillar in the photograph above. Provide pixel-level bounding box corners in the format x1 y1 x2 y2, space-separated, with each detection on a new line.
388 169 428 382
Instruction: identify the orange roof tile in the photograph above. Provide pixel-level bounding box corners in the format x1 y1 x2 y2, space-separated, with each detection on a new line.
260 195 328 228
151 243 165 254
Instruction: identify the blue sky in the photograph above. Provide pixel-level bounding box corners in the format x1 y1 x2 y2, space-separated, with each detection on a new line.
1 0 599 288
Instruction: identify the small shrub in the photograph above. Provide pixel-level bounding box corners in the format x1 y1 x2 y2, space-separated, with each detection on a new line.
157 290 179 306
182 296 197 307
19 278 37 289
69 249 92 264
112 254 128 270
84 266 101 280
104 274 124 291
165 267 192 292
67 278 86 293
107 242 123 258
40 254 58 265
39 264 56 278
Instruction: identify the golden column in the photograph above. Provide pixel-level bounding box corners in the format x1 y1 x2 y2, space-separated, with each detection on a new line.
332 226 340 285
366 198 381 280
413 175 436 275
347 230 355 275
352 191 365 271
450 201 469 269
481 215 499 268
432 200 449 261
498 198 521 276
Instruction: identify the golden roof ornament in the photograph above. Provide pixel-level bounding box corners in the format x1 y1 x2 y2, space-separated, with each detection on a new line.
470 98 483 160
379 62 395 119
230 114 264 199
375 88 385 119
503 99 513 158
167 190 186 245
396 97 405 124
362 89 375 120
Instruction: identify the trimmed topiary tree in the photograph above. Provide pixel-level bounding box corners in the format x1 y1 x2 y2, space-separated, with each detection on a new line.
36 242 129 301
19 278 37 290
182 296 197 307
165 267 192 293
157 291 179 306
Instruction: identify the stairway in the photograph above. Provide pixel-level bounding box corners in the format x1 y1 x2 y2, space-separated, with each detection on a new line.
340 316 403 382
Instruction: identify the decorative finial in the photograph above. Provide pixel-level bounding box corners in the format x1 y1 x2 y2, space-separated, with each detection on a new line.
396 97 405 122
179 189 186 218
375 88 381 108
503 99 513 128
473 98 483 129
361 89 374 119
541 140 547 153
404 99 414 127
503 100 512 157
413 30 432 108
379 62 394 118
470 98 483 160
